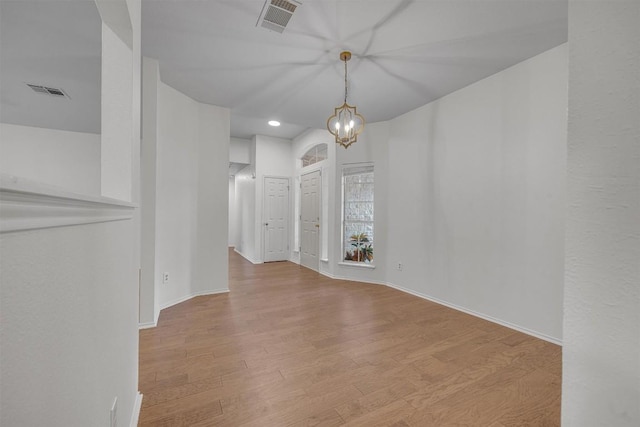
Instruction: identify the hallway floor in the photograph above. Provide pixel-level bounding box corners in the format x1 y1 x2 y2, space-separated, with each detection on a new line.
138 249 561 426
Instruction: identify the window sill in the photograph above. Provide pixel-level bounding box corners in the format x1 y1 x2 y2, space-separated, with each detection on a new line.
338 262 375 269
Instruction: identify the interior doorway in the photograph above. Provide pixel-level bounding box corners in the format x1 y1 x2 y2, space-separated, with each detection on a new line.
300 170 321 271
263 176 289 262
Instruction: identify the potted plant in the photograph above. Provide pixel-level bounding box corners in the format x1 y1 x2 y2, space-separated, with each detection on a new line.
362 243 373 262
347 233 373 262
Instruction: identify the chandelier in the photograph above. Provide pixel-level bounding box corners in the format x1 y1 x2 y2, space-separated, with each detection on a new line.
327 51 365 149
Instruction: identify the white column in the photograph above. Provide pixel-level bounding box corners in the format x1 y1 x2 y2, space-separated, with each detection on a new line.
563 2 640 425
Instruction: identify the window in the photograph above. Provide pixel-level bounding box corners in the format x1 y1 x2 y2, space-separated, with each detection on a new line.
301 144 328 167
342 164 374 264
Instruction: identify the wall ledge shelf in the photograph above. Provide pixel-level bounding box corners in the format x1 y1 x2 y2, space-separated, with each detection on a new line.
338 261 375 269
0 174 136 233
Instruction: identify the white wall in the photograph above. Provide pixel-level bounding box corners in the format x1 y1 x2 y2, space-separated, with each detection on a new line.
0 123 100 195
230 137 251 164
384 44 567 343
255 135 293 175
1 218 138 426
155 81 198 308
193 102 229 295
228 177 236 246
228 137 251 248
128 0 143 324
332 122 390 284
100 20 132 201
0 1 141 425
234 164 257 261
562 2 640 425
234 135 292 263
254 135 293 262
140 56 159 326
153 80 229 312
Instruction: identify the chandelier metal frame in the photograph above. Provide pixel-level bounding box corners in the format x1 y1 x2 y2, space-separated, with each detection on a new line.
327 51 365 149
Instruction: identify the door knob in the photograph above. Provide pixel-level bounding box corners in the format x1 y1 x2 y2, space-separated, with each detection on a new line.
315 224 320 228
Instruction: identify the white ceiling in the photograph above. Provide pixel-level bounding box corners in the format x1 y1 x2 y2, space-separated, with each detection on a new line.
142 0 568 140
0 0 568 140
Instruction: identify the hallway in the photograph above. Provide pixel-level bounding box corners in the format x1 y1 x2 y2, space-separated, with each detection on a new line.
138 249 561 426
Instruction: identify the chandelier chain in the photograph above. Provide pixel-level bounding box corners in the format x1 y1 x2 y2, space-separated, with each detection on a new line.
344 57 348 103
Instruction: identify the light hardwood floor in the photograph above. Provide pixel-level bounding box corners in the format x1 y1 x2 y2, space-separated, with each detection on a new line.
138 249 561 426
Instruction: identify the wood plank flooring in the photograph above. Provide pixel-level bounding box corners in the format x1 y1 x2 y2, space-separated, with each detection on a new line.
138 249 561 426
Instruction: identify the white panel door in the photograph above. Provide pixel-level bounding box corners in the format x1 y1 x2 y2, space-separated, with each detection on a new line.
300 170 320 271
263 177 289 262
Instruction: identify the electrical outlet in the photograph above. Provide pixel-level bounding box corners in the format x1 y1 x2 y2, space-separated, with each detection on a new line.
110 397 118 427
162 272 169 284
397 262 403 271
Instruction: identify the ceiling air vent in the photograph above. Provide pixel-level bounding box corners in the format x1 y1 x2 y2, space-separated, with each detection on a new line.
256 0 301 33
26 83 70 99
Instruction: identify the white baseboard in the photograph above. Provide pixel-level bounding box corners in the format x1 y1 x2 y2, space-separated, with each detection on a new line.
315 271 562 345
319 270 337 280
154 305 160 327
160 289 230 311
385 281 562 346
130 392 143 427
234 248 262 264
139 289 229 329
138 320 157 329
319 269 388 286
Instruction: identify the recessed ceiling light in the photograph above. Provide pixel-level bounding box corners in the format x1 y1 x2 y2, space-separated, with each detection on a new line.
268 120 281 127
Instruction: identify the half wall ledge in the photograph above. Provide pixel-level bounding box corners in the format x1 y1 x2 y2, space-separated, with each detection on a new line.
0 174 136 233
